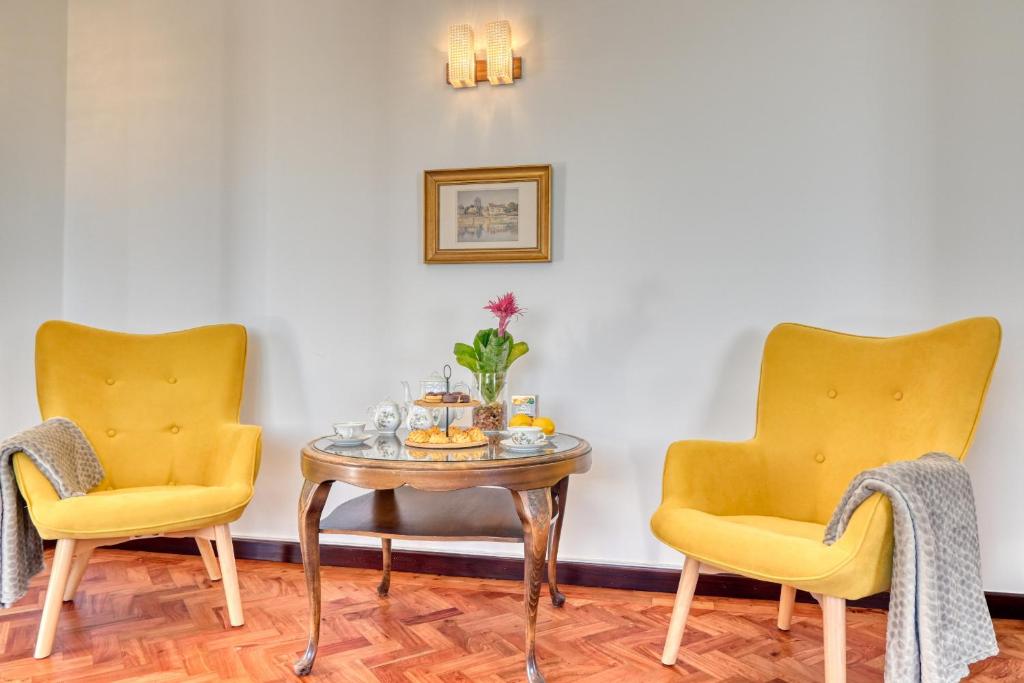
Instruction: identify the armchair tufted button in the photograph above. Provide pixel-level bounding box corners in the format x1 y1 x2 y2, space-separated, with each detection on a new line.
170 425 180 434
106 428 116 437
168 377 178 384
827 389 837 399
893 391 903 401
105 378 116 385
815 453 826 464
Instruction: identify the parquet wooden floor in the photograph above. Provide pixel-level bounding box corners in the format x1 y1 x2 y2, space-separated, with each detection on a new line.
1 549 1022 682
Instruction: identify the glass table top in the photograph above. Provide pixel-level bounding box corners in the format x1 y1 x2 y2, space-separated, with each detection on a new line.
312 431 581 463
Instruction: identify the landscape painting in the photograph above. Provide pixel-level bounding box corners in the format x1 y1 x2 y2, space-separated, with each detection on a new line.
424 165 551 264
457 188 519 242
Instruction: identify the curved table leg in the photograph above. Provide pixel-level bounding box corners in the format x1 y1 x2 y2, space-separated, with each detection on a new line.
547 477 569 607
377 537 392 597
293 479 333 677
512 487 553 683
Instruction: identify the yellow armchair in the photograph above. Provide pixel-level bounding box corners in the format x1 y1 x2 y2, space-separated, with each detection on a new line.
652 318 1000 682
13 321 261 658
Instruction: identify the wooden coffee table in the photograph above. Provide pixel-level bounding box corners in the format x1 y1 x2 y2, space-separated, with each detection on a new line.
293 432 591 683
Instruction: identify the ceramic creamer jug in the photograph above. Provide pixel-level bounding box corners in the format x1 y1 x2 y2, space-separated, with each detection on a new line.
401 380 436 431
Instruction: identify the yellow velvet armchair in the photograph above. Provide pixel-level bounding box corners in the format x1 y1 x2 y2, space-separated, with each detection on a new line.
14 321 261 658
651 318 1000 682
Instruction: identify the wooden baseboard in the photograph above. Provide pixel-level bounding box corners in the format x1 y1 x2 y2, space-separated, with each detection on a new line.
96 536 1024 620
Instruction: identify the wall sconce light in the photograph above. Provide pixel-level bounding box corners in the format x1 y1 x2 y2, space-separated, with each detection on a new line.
486 20 513 85
446 20 522 88
447 24 477 88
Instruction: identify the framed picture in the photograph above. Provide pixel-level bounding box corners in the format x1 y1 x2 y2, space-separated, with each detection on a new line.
424 165 551 264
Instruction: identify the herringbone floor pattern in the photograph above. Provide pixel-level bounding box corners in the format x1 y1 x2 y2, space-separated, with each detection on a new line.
0 549 1022 682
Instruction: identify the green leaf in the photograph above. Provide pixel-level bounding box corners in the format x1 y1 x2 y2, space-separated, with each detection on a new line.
480 332 510 372
464 328 527 374
473 329 493 357
454 341 480 372
454 353 479 373
507 341 529 367
453 342 477 359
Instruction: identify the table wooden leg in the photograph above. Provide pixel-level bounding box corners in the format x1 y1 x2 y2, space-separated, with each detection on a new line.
377 537 392 597
293 479 332 677
547 477 569 607
512 487 553 683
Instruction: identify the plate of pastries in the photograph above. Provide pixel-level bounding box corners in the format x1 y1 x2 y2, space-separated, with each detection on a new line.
405 425 488 449
414 391 477 407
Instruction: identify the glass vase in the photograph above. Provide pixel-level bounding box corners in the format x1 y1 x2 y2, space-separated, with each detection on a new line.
472 371 509 432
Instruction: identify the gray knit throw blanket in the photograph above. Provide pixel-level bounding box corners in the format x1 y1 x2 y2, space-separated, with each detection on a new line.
824 453 998 682
0 418 104 606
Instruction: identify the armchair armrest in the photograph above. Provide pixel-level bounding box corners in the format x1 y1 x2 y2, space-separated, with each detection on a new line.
661 439 768 515
12 451 61 512
204 424 262 488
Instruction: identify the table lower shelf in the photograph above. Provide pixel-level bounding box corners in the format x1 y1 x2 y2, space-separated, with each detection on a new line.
319 486 525 543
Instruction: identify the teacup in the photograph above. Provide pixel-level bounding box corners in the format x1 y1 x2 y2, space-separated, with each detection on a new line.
509 426 547 446
333 422 366 439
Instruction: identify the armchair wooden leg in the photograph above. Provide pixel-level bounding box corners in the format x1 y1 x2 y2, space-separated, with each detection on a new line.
214 524 244 626
661 556 701 666
821 595 847 683
778 584 796 630
197 538 221 581
34 538 76 658
62 545 95 602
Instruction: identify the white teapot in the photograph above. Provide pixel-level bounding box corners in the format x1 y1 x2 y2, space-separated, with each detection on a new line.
367 398 405 434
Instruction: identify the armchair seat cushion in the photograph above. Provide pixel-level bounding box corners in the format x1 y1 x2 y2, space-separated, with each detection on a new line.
20 478 252 540
651 502 894 599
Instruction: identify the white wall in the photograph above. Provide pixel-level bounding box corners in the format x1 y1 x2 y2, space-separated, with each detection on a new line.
217 0 391 538
43 1 1024 591
376 0 947 572
0 0 67 436
62 0 228 329
927 3 1024 592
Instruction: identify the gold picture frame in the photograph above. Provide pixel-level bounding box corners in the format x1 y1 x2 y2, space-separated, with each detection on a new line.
424 165 551 264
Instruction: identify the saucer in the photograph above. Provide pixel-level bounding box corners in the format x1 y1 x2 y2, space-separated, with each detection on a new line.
327 433 374 446
500 437 550 452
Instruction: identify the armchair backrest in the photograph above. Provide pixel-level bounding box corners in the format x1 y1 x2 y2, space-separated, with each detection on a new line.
755 317 1000 523
36 321 248 489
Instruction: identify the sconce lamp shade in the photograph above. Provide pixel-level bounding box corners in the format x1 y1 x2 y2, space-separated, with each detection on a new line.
486 20 514 85
447 24 477 88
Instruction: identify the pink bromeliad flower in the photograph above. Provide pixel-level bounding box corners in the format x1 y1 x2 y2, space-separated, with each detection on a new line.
484 292 524 337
